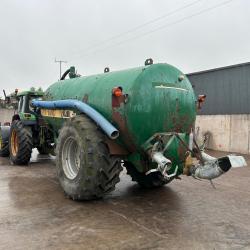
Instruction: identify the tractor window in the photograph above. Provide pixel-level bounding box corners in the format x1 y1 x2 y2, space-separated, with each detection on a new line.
22 95 31 113
17 95 42 114
29 96 42 111
29 99 33 111
17 97 23 112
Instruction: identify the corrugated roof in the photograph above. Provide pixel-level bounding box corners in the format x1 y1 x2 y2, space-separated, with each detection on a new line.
187 61 250 76
187 62 250 115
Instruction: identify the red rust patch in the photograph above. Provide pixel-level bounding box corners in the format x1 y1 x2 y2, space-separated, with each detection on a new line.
111 94 137 154
105 139 129 155
112 110 137 153
112 95 125 108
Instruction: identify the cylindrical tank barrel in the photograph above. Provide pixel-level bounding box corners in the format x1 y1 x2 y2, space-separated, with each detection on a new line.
44 63 196 153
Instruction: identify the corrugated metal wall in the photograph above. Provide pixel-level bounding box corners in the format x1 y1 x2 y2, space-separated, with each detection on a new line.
187 62 250 115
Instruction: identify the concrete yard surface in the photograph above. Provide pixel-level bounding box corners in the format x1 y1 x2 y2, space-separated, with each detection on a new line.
0 150 250 250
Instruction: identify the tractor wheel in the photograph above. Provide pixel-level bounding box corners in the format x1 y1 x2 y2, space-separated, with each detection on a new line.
56 115 122 200
0 126 10 157
0 142 9 157
125 161 172 188
9 120 33 165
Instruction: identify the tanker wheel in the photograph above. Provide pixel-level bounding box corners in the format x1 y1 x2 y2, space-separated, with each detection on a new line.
56 115 122 201
9 120 33 165
125 161 172 188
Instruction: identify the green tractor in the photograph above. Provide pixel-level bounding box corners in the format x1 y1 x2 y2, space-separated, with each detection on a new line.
0 90 54 162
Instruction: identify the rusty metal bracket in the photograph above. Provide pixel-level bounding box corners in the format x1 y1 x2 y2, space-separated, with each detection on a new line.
142 132 173 152
174 133 204 164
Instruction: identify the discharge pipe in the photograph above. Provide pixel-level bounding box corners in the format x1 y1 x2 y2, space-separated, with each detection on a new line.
189 152 246 180
32 99 119 139
146 141 173 179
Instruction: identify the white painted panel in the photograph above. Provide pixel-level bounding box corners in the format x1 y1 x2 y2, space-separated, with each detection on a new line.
196 115 250 154
230 115 249 154
196 115 231 152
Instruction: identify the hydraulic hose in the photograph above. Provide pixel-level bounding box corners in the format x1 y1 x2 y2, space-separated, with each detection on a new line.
60 69 70 80
32 99 119 139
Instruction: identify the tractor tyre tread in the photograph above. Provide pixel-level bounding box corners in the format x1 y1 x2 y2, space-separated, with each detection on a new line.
0 143 10 157
9 120 32 165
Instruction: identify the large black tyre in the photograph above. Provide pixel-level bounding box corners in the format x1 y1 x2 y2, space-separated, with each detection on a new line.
56 115 122 201
125 161 172 188
0 126 10 157
0 143 9 157
9 120 33 165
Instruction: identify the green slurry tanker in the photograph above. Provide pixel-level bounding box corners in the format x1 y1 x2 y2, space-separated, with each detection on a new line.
0 59 246 200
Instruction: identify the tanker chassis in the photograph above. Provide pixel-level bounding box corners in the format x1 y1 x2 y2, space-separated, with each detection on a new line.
0 59 246 200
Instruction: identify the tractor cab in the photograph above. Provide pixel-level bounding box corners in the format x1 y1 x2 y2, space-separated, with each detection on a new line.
0 89 54 159
15 90 43 124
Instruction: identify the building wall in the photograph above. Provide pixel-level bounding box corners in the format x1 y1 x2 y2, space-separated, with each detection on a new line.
0 108 14 125
187 62 250 115
196 115 250 154
188 62 250 154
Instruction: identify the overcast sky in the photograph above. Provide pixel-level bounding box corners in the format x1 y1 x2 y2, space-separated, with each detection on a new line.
0 0 249 95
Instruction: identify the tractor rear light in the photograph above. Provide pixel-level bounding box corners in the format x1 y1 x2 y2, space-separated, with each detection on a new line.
112 87 123 97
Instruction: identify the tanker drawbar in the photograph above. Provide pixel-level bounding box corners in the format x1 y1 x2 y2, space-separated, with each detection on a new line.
4 58 246 200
